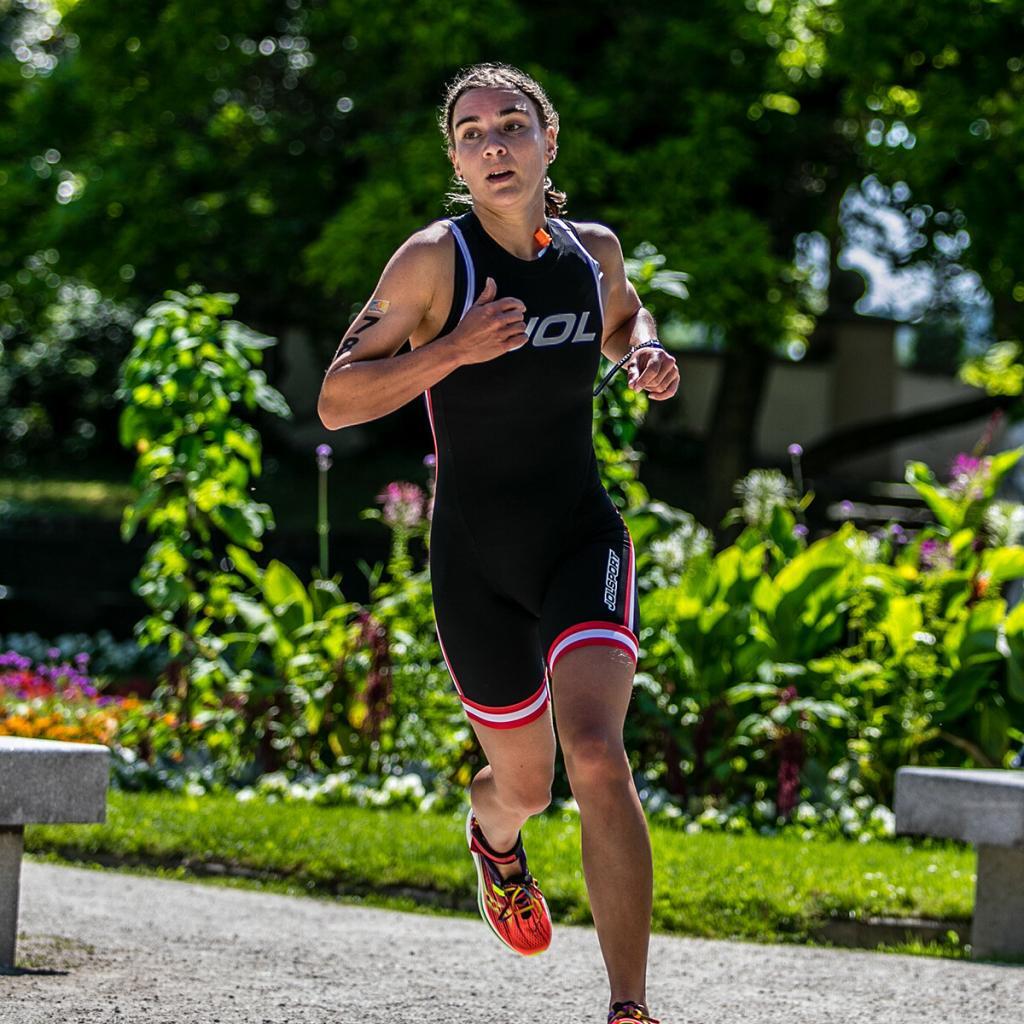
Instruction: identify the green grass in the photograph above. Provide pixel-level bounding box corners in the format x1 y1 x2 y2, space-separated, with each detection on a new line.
0 476 137 520
0 449 427 534
24 791 976 952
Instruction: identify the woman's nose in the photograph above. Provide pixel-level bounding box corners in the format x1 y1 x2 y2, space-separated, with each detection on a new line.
482 131 508 157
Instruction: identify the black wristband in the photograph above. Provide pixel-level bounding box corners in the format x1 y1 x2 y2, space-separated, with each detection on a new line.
593 339 665 398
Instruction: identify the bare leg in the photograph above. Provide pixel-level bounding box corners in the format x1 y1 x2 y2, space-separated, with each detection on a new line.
551 645 652 1011
467 707 557 880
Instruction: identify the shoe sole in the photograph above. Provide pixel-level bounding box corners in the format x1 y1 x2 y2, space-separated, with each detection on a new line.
465 807 551 957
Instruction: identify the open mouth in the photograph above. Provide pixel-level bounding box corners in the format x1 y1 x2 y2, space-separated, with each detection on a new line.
487 170 515 183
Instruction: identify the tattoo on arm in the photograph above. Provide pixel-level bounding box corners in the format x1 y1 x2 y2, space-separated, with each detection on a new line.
333 313 382 360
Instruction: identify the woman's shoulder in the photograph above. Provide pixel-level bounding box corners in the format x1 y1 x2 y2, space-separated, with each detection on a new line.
385 217 455 278
399 216 456 255
556 218 623 268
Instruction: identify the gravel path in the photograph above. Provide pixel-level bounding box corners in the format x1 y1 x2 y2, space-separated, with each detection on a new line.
2 857 1022 1023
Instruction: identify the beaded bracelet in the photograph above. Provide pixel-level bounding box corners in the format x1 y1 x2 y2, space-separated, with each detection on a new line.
593 339 666 398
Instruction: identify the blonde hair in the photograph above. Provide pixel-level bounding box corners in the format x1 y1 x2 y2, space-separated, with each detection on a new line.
438 62 567 217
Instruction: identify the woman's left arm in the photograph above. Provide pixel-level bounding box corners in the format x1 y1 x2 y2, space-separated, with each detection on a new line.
579 223 680 401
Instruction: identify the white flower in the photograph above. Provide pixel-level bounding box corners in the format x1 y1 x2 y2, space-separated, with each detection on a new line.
983 501 1024 546
697 806 721 825
869 805 896 835
732 469 795 529
383 774 426 798
844 532 882 563
685 821 703 834
648 515 714 584
257 771 289 793
235 787 256 802
795 802 818 824
185 781 205 797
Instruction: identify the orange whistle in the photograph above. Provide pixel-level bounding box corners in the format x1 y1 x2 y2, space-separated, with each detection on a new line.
534 227 552 248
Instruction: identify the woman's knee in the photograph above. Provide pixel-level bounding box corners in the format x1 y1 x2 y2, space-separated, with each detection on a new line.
493 772 554 816
562 731 631 791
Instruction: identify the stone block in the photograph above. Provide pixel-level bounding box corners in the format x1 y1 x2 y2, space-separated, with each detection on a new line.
972 844 1024 960
0 736 109 825
894 767 1024 847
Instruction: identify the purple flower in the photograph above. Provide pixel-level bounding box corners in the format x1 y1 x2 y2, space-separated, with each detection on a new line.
46 647 61 660
423 453 436 468
949 453 981 478
787 443 803 458
889 523 906 540
316 443 333 471
919 537 952 570
376 481 426 528
948 452 990 500
0 651 31 670
793 523 809 538
74 652 90 666
839 500 854 519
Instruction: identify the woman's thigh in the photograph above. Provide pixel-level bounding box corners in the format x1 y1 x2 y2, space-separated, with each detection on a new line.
430 529 551 732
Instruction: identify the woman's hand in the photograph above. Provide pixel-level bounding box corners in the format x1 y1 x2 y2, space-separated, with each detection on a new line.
448 277 529 365
627 346 679 400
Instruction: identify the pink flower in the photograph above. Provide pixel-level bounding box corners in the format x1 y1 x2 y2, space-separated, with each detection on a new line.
948 452 989 500
376 481 426 528
920 537 953 570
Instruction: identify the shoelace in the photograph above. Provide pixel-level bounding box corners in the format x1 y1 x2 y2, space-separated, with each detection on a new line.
607 1000 660 1024
495 874 540 923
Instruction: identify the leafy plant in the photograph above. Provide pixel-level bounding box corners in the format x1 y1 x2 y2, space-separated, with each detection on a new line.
117 285 292 773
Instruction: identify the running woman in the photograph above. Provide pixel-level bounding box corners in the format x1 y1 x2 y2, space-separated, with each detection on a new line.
318 62 678 1024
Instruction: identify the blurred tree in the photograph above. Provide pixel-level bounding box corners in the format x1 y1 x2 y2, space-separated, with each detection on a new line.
1 0 1022 524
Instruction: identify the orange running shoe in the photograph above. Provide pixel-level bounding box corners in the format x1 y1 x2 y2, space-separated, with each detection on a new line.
465 807 552 956
608 1001 661 1024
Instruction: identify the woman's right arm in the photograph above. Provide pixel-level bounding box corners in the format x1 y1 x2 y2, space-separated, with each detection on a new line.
317 227 527 430
317 228 453 430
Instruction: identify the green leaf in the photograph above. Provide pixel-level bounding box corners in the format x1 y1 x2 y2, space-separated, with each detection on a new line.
904 461 959 529
878 595 923 655
980 547 1024 587
723 682 779 704
210 504 258 546
225 544 264 586
253 381 292 419
264 559 313 625
979 703 1011 762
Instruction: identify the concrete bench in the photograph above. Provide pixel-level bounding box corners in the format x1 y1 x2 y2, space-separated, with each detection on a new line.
0 736 109 968
894 766 1024 960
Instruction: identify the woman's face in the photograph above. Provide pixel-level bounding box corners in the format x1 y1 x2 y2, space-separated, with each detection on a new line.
449 87 557 210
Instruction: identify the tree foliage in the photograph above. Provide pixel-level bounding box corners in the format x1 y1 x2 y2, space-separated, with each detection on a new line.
2 1 1023 517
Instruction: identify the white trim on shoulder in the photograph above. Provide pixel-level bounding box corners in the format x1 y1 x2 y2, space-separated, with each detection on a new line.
446 219 476 322
552 218 605 325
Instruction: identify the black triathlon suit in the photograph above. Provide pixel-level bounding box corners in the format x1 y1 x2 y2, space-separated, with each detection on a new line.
423 208 640 731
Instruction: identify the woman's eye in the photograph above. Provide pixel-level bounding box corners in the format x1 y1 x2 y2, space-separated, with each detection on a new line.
462 122 525 140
